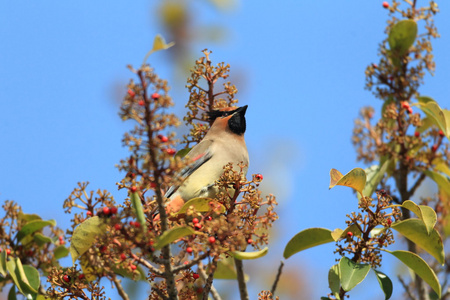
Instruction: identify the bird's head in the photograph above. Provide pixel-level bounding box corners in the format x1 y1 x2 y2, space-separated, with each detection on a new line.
207 105 248 135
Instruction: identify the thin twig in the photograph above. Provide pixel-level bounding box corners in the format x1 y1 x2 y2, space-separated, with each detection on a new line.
113 276 130 300
270 261 284 296
172 252 210 273
199 260 221 300
131 253 163 275
234 258 249 300
398 276 418 300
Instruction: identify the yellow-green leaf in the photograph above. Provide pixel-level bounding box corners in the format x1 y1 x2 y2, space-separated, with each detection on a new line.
175 147 191 158
230 247 268 260
154 226 196 250
177 198 226 215
70 216 106 264
284 228 334 259
388 20 417 56
54 245 69 260
142 34 175 64
433 157 450 177
16 219 56 242
328 264 340 298
33 233 53 246
213 256 248 281
416 97 449 138
391 219 444 265
384 250 441 297
0 251 7 277
329 168 366 196
360 160 389 199
424 170 450 197
391 200 437 234
331 224 362 242
339 257 371 292
130 192 147 231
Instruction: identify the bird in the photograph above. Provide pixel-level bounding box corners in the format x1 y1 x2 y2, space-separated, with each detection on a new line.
163 105 249 215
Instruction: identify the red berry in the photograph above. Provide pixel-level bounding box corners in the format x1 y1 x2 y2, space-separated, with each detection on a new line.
193 273 200 280
86 211 93 217
255 174 263 181
157 134 169 142
184 261 189 265
382 1 389 8
60 240 66 245
130 264 137 270
372 63 378 69
151 93 160 100
127 89 136 97
110 206 118 215
114 223 121 231
192 218 199 224
78 274 85 280
186 247 193 254
165 148 176 155
99 245 107 253
401 101 410 109
120 253 127 260
208 236 216 244
432 144 438 152
414 131 420 138
130 186 137 193
407 107 413 114
194 223 202 230
59 236 64 241
6 249 11 255
205 216 212 221
247 239 253 244
63 274 70 283
138 100 145 106
439 130 445 137
133 221 141 228
386 218 393 226
102 207 111 215
347 232 353 237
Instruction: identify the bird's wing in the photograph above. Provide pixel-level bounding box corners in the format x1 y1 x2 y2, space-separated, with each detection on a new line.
164 139 214 198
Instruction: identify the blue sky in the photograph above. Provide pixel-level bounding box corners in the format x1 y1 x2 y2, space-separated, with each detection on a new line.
1 1 449 299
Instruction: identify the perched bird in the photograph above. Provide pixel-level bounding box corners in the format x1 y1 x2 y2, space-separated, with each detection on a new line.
164 105 249 214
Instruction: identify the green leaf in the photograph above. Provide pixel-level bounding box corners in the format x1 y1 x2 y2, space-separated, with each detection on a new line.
16 219 56 242
361 160 389 199
213 256 248 280
154 226 196 250
231 247 268 260
175 147 191 158
388 20 417 56
338 257 371 292
331 224 362 242
21 265 40 294
374 270 393 300
6 258 38 296
54 245 69 260
177 198 226 215
70 216 106 264
433 157 450 177
328 264 340 299
33 233 53 247
112 264 146 281
424 170 450 197
391 219 444 265
384 250 441 297
415 96 450 138
130 192 147 231
329 168 366 197
283 228 334 259
18 213 41 222
392 200 437 234
0 251 7 277
7 285 17 300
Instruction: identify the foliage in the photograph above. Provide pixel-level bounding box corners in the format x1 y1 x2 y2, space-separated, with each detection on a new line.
285 1 450 299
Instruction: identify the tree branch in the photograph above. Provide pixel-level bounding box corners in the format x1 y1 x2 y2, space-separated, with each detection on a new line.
270 261 284 296
234 258 249 300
